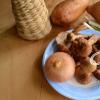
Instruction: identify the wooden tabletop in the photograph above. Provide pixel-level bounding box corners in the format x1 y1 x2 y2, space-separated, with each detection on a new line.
0 0 99 100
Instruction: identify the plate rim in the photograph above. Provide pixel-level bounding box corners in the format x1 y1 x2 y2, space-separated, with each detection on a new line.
42 29 100 100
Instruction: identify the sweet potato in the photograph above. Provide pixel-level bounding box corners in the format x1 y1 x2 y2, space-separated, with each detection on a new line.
87 1 100 24
51 0 90 26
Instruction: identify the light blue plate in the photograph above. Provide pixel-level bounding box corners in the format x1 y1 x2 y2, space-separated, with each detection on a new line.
42 29 100 100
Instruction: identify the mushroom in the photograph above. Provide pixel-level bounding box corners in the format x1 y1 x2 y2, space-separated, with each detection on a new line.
71 35 98 61
56 24 88 53
56 32 71 53
88 35 98 46
75 65 92 84
80 57 97 73
93 38 100 64
56 32 84 54
93 68 100 80
92 39 100 80
66 32 84 42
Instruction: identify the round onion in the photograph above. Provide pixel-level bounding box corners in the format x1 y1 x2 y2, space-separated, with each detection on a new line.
44 52 75 82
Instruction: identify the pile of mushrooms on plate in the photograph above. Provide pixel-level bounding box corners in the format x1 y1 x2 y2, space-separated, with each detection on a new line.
44 0 100 84
44 29 100 84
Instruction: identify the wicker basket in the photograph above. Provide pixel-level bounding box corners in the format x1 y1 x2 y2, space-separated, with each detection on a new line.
11 0 51 40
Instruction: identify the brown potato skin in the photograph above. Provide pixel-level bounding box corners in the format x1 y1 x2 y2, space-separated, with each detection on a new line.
87 1 100 24
51 0 90 26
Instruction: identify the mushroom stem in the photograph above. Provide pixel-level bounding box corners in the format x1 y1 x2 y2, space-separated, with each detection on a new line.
67 33 84 42
88 35 98 45
75 66 92 84
93 45 98 52
80 57 97 73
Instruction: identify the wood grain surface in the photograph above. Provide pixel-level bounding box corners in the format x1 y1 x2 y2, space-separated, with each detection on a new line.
0 0 99 100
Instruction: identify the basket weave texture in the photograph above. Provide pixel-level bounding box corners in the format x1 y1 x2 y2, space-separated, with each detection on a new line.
11 0 51 40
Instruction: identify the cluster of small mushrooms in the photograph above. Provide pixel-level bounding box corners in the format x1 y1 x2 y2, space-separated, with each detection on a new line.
56 30 100 84
44 29 100 84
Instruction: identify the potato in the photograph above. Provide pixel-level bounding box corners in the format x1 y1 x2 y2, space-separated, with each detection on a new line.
87 1 100 24
51 0 90 26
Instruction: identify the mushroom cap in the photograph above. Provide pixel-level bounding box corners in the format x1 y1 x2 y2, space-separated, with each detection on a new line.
93 69 100 80
75 66 92 84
